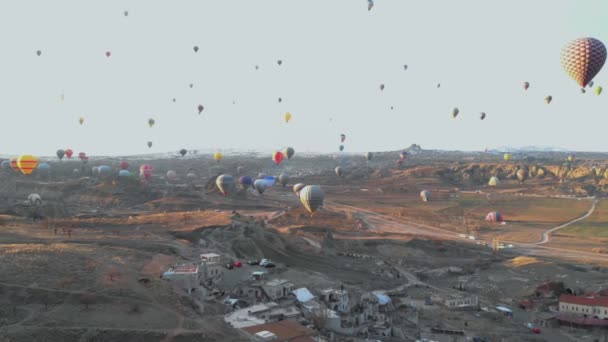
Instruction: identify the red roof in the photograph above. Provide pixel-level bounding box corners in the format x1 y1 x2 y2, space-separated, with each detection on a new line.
558 314 608 326
560 295 608 307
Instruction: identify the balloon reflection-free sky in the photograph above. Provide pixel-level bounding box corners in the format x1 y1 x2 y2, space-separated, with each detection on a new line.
0 1 607 156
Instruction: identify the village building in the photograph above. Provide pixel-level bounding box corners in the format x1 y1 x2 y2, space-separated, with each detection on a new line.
441 294 479 310
261 279 295 301
241 320 318 342
199 253 224 282
319 288 349 313
558 295 608 327
161 263 199 295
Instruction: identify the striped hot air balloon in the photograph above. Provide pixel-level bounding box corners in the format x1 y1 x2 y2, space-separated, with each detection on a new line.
485 212 503 222
299 185 325 214
17 155 39 175
215 174 234 195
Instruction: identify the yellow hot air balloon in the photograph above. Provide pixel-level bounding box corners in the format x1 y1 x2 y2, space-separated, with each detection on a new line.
17 155 39 175
488 176 499 187
596 86 603 96
79 117 84 125
214 152 223 163
284 112 292 123
567 154 575 162
503 153 511 162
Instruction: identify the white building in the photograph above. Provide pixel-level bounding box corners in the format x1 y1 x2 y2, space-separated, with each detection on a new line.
442 295 479 309
320 288 349 313
559 295 608 319
200 253 223 282
162 264 199 295
261 279 295 301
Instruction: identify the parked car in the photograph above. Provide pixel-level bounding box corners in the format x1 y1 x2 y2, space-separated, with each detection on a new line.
263 263 276 268
259 259 270 266
225 263 234 270
233 261 242 267
247 260 260 266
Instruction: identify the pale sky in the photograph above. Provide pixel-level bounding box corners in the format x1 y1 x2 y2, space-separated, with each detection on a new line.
0 1 607 157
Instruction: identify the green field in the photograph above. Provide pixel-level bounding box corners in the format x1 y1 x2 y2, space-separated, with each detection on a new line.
561 200 608 238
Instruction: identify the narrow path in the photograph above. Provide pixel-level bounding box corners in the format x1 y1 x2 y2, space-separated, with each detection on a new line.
534 199 598 245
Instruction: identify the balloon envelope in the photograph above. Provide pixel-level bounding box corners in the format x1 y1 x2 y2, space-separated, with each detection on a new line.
420 190 430 202
485 212 503 222
299 185 325 214
215 174 234 195
561 37 606 87
17 155 39 175
254 179 268 194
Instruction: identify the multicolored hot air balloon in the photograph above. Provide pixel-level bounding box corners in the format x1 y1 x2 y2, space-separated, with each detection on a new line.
278 173 290 187
485 212 503 222
17 155 39 175
283 147 295 159
420 190 430 202
65 149 73 159
299 185 325 214
239 176 252 190
284 112 292 123
56 149 65 161
368 0 374 11
272 151 284 165
400 151 407 160
293 183 305 196
545 95 552 104
214 152 223 163
139 164 153 182
561 37 606 88
148 118 155 128
335 166 343 177
523 81 530 90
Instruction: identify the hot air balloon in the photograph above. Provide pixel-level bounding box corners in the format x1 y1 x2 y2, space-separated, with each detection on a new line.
118 170 131 178
596 86 603 96
148 118 155 128
561 37 606 88
124 10 128 16
340 134 346 143
9 158 19 173
400 151 407 160
545 95 552 104
365 152 373 161
299 185 325 214
403 64 408 70
516 169 527 183
420 190 430 202
81 156 89 164
257 173 267 180
166 170 177 181
480 112 486 120
105 51 111 58
452 108 459 118
147 141 153 148
368 0 374 11
567 154 575 162
139 164 153 182
119 161 129 170
278 173 290 187
214 152 223 163
523 82 530 90
272 151 284 165
437 83 441 88
180 149 187 157
335 166 343 177
1 160 10 170
237 166 244 174
36 50 42 56
65 149 73 159
92 166 100 176
79 117 84 125
277 60 282 66
98 165 111 178
255 65 259 70
488 176 499 187
27 193 42 206
189 83 194 88
285 112 292 123
37 163 50 175
503 153 511 162
239 176 253 190
283 147 295 159
339 145 344 152
380 84 385 91
198 105 204 114
278 97 282 103
56 149 65 160
263 176 276 187
485 212 503 222
193 46 199 53
254 179 267 194
17 155 39 175
293 183 305 196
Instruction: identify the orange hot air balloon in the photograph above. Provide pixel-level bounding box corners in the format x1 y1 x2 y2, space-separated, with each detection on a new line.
272 151 284 165
17 155 39 175
9 157 19 173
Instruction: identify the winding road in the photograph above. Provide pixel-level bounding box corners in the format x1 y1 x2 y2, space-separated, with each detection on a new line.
533 199 598 245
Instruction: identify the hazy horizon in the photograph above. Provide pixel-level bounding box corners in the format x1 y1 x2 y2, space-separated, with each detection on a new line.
1 1 607 156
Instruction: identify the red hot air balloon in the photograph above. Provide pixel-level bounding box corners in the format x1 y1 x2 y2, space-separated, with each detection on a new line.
119 161 129 170
105 51 111 58
9 157 19 173
139 164 153 182
561 37 606 88
272 151 284 165
78 152 86 160
65 149 74 159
